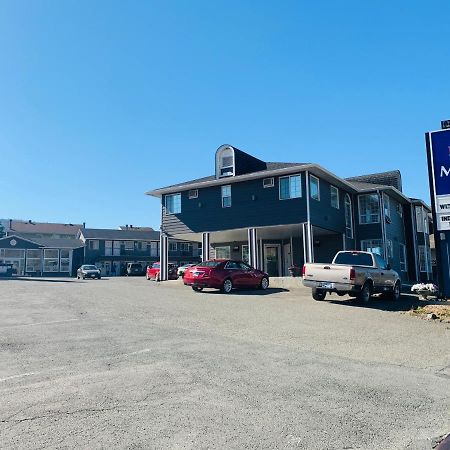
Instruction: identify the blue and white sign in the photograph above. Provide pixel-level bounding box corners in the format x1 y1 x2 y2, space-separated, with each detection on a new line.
427 129 450 231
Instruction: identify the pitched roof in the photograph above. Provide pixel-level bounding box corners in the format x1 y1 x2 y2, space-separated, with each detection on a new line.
345 170 402 191
80 228 160 241
7 220 83 235
147 162 308 194
345 180 390 191
31 238 85 249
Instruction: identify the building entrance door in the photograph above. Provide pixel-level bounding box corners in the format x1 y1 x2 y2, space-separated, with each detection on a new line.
264 245 281 277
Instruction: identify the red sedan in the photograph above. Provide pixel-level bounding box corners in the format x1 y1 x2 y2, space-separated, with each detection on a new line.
183 259 269 293
146 263 178 281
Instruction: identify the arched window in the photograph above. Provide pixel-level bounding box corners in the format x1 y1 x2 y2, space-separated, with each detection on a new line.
216 145 235 178
345 194 353 239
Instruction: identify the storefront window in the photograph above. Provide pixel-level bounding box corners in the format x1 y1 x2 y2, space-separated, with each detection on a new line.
60 249 70 272
44 249 59 272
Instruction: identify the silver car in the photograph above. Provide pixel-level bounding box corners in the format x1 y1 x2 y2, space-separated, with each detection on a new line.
77 265 101 280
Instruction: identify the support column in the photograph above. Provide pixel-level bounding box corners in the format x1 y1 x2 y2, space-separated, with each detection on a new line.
159 234 169 281
302 222 314 263
247 228 259 269
201 232 210 262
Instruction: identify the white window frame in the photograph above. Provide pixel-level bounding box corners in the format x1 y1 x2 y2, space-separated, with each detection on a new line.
105 240 112 256
124 241 134 251
214 246 231 259
360 239 383 256
399 243 407 272
169 242 178 252
279 174 302 200
386 239 393 259
26 249 42 272
263 177 274 188
330 186 339 209
383 193 391 221
221 185 232 208
309 175 320 201
113 241 121 256
179 242 192 252
60 249 70 272
396 202 403 218
150 241 159 257
242 245 249 264
188 189 198 199
44 249 59 272
165 193 181 215
344 194 353 239
358 194 380 224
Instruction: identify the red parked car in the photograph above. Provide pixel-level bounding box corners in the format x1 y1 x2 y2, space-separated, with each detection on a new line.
146 263 178 281
183 259 269 293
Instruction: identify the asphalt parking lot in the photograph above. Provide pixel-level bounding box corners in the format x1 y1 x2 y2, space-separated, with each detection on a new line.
0 277 449 449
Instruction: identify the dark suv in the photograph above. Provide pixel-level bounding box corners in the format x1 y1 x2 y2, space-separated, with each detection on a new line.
126 263 144 276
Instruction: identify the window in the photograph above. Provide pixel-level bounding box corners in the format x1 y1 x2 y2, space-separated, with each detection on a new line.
166 193 181 214
374 254 388 270
221 185 232 208
113 241 121 256
396 203 403 218
383 193 391 221
215 246 231 259
218 148 234 177
89 240 99 250
358 194 380 224
242 245 249 264
386 239 393 259
150 242 158 256
399 244 407 271
418 245 426 272
361 239 383 256
225 261 240 269
279 174 301 200
105 240 112 256
179 243 192 252
60 249 70 272
26 249 41 272
44 249 59 272
334 252 373 267
330 186 339 209
344 194 353 239
125 241 134 251
263 177 274 188
189 189 198 199
141 241 148 251
309 175 320 201
169 242 177 252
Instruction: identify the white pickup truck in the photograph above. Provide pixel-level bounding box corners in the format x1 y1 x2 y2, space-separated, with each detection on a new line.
302 251 401 302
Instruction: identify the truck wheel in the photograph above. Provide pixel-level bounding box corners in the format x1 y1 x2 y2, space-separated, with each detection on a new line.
312 288 326 301
358 282 372 303
389 281 401 301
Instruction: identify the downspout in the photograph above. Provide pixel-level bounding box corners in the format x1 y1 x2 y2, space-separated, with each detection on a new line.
305 171 313 262
379 190 388 261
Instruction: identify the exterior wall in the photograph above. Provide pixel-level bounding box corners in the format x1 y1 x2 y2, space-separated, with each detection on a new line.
162 175 308 235
314 234 343 263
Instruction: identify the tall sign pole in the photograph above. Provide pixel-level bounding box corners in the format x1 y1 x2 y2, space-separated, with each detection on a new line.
425 123 450 298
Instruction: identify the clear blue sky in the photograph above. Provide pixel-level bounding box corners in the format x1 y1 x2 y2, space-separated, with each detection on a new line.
1 1 449 229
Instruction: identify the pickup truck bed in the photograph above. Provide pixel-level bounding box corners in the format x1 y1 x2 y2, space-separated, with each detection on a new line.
302 251 401 302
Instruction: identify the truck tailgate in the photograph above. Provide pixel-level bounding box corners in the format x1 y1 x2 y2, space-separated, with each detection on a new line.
303 264 351 284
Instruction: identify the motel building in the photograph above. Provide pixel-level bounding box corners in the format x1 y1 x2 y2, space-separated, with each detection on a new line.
147 144 432 282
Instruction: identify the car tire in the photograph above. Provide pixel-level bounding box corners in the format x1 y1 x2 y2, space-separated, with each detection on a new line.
312 288 326 301
156 273 160 282
389 281 401 301
358 282 372 303
146 274 150 280
221 278 233 294
82 275 85 280
259 277 269 290
97 276 101 280
192 286 203 292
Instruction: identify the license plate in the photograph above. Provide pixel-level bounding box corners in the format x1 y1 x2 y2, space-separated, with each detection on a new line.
319 282 334 289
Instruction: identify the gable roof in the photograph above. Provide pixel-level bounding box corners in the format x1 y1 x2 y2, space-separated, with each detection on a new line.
31 238 85 249
6 220 83 235
345 170 402 191
79 228 160 241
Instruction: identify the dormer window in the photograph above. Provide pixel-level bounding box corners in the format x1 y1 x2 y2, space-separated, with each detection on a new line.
216 145 235 178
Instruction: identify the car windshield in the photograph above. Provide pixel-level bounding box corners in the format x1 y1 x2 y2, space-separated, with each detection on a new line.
83 265 97 270
130 264 141 268
197 261 222 268
333 252 373 267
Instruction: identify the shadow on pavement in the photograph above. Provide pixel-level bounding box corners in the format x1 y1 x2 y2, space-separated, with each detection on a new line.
327 293 449 312
0 277 78 283
196 287 290 296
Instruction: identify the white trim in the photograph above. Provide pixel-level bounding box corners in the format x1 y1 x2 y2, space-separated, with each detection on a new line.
344 194 353 239
279 174 302 200
188 189 198 199
221 184 232 208
309 174 320 201
165 192 182 215
214 245 231 259
358 193 381 224
263 243 282 276
263 177 274 188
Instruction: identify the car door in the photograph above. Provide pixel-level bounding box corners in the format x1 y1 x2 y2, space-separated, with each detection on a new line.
224 261 244 286
373 254 393 292
238 261 258 287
